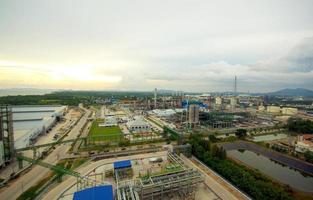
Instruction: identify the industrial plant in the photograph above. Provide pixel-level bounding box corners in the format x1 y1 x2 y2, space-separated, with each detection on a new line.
0 82 313 200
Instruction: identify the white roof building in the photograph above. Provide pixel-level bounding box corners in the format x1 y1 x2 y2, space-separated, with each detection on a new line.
99 116 118 127
295 135 313 153
126 117 151 133
152 109 177 117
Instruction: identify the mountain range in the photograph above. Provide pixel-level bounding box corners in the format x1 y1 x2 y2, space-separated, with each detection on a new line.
1 88 313 97
265 88 313 97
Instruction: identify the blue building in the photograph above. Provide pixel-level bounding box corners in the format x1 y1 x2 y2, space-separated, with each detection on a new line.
73 185 113 200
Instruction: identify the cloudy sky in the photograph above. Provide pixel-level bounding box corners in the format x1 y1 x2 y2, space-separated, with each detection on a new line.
0 0 313 92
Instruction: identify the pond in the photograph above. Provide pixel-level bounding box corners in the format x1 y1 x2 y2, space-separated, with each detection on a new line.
227 149 313 193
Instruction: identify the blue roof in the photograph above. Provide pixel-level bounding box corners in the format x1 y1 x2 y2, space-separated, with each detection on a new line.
73 185 113 200
114 160 131 169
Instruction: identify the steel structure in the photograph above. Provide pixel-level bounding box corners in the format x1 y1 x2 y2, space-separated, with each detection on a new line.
116 153 203 200
117 180 140 200
17 155 108 191
15 133 159 152
0 105 14 165
136 168 202 200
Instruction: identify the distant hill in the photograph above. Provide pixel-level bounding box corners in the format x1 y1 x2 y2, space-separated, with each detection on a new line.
266 88 313 97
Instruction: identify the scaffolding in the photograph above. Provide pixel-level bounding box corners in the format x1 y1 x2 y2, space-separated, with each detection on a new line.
116 153 203 200
117 180 141 200
0 105 14 165
136 168 202 200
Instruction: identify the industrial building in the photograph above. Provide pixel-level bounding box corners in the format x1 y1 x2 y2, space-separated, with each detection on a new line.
126 117 151 133
73 185 113 200
0 105 14 167
12 105 67 149
230 97 237 107
99 116 118 127
188 104 199 125
114 160 133 180
295 135 313 153
151 109 184 118
266 106 281 113
215 97 222 105
265 106 298 116
115 153 203 200
281 107 298 115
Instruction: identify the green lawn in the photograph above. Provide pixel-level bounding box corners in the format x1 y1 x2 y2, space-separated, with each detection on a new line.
89 121 123 141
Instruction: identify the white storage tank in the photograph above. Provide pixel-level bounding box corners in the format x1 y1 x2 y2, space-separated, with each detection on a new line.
267 106 281 113
281 107 298 115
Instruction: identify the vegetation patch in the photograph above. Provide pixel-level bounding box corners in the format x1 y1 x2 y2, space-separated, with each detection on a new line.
17 158 88 200
189 134 295 200
17 173 55 200
287 118 313 134
88 120 123 141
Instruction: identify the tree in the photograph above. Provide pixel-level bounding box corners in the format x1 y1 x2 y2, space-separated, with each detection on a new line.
287 118 313 134
211 144 219 157
235 129 247 138
189 137 294 200
304 151 313 163
208 134 218 143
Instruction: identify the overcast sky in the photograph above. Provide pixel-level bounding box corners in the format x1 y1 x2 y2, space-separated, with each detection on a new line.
0 0 313 92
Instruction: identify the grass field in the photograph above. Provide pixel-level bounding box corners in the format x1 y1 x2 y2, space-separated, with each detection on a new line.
89 120 123 141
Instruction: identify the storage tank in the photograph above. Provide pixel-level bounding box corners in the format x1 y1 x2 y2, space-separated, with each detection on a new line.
230 97 237 106
267 106 280 113
258 105 265 111
281 107 298 115
215 97 222 105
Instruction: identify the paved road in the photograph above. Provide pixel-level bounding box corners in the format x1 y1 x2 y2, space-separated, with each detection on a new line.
72 110 93 153
0 108 91 200
43 151 168 200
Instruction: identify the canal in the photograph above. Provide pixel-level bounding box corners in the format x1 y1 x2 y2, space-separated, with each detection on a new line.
228 149 313 192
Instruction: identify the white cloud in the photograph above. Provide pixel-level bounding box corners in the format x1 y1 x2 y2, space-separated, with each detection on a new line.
0 0 313 91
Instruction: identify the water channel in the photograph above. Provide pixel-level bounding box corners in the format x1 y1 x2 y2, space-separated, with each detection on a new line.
227 149 313 192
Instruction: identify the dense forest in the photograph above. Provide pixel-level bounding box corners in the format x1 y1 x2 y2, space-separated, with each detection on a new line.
189 135 294 200
287 118 313 134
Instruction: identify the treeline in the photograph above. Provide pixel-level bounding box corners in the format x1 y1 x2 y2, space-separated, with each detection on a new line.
0 91 157 106
287 118 313 134
0 93 87 106
189 135 294 200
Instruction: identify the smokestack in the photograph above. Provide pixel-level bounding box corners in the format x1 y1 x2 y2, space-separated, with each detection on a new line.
234 75 237 96
154 88 157 108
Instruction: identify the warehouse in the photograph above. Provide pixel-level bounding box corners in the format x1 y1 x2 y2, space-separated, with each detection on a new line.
12 105 67 148
126 117 151 133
